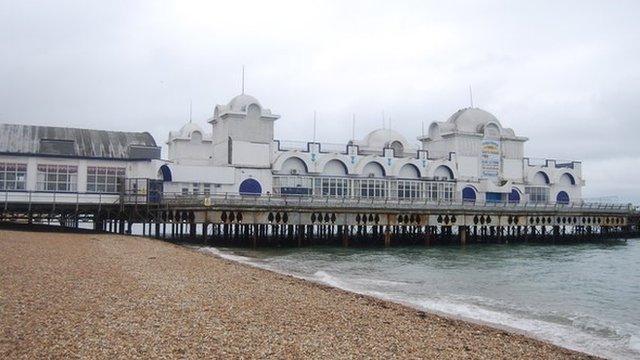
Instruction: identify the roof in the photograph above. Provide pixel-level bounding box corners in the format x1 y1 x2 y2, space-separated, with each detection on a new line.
227 94 262 112
0 123 160 160
357 128 417 153
446 108 501 133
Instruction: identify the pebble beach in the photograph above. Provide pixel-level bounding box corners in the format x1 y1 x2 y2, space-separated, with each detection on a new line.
0 229 598 359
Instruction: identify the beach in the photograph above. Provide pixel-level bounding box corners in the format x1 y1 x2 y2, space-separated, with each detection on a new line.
0 229 597 359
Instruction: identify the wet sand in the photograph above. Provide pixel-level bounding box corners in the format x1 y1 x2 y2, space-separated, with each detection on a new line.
0 230 598 359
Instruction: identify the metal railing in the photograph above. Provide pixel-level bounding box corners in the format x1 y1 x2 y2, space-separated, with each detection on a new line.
2 190 120 209
2 190 633 214
157 191 634 214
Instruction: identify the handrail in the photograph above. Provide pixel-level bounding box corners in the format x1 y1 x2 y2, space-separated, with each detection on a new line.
0 190 635 214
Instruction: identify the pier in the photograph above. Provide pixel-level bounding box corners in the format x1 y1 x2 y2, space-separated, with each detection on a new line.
1 189 637 246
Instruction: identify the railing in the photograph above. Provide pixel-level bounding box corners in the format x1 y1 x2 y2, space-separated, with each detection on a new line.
277 140 348 153
158 192 635 213
1 190 634 214
1 190 120 207
525 157 580 169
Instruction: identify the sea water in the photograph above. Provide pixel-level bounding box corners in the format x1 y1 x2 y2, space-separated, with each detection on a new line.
205 240 640 359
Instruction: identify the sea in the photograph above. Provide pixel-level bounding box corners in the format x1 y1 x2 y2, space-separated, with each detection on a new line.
201 239 640 359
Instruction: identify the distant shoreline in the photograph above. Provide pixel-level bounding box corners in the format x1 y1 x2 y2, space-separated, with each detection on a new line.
1 229 599 359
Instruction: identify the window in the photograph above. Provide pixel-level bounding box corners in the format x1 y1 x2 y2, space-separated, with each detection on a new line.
37 164 77 192
87 166 125 193
318 177 348 197
526 187 549 204
181 187 189 195
359 179 386 198
192 183 200 194
0 163 27 191
397 180 421 199
203 184 211 196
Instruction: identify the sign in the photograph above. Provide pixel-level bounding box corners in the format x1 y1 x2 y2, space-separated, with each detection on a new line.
480 139 500 181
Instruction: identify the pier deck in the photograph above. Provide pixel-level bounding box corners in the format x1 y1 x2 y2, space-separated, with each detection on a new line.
1 191 638 246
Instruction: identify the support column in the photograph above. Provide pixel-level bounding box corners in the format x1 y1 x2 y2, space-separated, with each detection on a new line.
384 226 391 247
459 226 467 245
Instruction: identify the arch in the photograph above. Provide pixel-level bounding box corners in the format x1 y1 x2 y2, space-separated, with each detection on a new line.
247 103 261 120
323 159 349 176
190 131 202 142
158 165 172 182
483 122 501 139
398 163 420 179
508 188 521 203
281 156 308 175
239 178 262 195
428 123 440 140
389 141 404 157
362 161 385 177
533 171 550 185
462 187 476 202
434 165 454 180
556 191 570 204
559 173 576 186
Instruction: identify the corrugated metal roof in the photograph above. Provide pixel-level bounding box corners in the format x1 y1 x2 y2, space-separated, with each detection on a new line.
0 124 158 159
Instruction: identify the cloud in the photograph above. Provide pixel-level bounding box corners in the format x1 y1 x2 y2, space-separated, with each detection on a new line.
1 0 638 201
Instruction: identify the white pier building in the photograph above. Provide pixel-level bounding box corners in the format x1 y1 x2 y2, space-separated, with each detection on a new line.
0 92 583 205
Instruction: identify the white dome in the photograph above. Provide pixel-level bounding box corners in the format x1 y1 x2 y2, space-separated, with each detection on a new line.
179 122 204 137
227 94 261 112
361 128 411 150
446 108 501 133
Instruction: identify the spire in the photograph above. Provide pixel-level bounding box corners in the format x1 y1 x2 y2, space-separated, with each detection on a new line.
313 110 317 142
469 84 474 108
352 113 356 141
241 65 245 94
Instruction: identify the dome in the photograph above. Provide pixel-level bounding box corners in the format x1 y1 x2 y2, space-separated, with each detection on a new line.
361 129 412 150
446 108 501 133
227 94 261 112
178 122 204 137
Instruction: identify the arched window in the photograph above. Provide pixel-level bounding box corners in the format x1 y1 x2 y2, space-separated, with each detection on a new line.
191 131 202 142
559 173 576 186
158 165 172 182
509 189 521 203
281 157 308 175
462 187 476 202
390 141 404 157
239 178 262 195
556 191 570 205
247 103 261 121
323 159 348 176
532 171 550 185
398 164 420 179
362 161 385 178
434 165 454 180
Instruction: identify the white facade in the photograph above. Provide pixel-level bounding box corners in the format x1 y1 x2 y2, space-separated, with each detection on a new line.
0 93 584 205
161 93 584 205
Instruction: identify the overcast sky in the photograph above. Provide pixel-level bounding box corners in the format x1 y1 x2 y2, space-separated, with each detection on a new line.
1 0 639 202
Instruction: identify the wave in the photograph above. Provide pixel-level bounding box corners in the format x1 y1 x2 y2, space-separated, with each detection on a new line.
195 246 640 360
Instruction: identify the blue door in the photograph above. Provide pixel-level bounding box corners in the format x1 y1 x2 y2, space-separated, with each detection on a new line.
239 178 262 195
556 191 570 204
462 187 476 202
508 189 520 203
